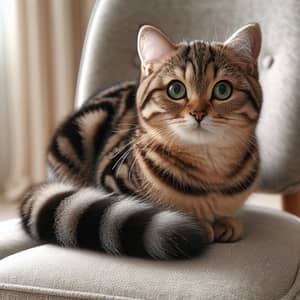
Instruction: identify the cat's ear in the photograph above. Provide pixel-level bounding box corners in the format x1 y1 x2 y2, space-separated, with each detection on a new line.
224 23 261 64
137 25 177 75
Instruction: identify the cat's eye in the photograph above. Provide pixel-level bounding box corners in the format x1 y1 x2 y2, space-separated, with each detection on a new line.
212 81 232 100
167 80 186 100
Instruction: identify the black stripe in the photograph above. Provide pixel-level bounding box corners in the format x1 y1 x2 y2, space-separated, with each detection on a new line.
58 118 84 161
138 62 166 109
227 141 257 178
76 197 115 250
162 220 206 259
97 91 137 189
184 45 191 65
20 185 39 235
125 87 137 110
239 89 260 112
183 46 193 77
203 58 214 74
206 45 216 76
120 207 159 257
213 64 219 79
100 155 119 189
139 148 258 196
52 101 117 181
76 101 116 120
93 102 116 156
115 177 135 195
49 138 81 174
190 43 200 79
36 190 76 243
152 144 198 171
93 90 136 158
139 148 209 196
220 162 259 195
95 88 137 161
100 146 133 194
186 58 197 78
140 88 164 110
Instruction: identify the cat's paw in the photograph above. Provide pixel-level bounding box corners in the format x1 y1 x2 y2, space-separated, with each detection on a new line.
197 220 215 244
213 217 243 243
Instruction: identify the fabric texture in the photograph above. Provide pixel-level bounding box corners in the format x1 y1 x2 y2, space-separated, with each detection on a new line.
0 206 299 300
75 0 300 194
0 218 41 260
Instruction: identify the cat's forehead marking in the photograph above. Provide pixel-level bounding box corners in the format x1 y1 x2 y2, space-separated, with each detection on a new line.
185 41 216 94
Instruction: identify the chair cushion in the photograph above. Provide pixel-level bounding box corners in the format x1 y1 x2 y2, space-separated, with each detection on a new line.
0 206 299 300
0 218 41 260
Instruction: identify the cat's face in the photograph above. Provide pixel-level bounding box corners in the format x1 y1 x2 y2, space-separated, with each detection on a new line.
136 25 262 146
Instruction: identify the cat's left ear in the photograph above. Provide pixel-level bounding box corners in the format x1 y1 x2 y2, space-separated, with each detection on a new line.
137 25 177 76
224 23 262 64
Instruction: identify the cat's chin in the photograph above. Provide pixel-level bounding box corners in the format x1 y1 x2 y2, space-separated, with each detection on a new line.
169 123 217 145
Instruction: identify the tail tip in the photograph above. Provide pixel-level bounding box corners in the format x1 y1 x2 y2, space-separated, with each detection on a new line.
145 211 208 260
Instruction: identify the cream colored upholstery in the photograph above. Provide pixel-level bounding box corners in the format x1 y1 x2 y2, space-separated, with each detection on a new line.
0 207 299 299
0 1 300 299
0 219 41 260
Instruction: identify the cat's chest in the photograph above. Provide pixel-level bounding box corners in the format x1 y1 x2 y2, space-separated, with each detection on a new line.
196 148 241 180
133 145 257 221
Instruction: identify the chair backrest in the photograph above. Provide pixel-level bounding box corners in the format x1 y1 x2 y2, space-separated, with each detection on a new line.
76 0 300 194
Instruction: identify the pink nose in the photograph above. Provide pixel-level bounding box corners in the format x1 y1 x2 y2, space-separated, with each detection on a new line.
189 110 207 122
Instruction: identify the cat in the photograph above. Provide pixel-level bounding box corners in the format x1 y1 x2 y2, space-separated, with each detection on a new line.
20 24 262 260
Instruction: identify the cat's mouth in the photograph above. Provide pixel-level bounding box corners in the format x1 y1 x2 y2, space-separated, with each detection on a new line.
190 118 207 130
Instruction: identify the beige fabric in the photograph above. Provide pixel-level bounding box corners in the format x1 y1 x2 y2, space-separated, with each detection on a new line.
0 206 299 300
0 219 41 260
0 0 95 202
0 286 131 300
76 0 300 194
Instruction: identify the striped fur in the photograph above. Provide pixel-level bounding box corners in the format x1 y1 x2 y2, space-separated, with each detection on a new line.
20 24 262 259
21 183 205 259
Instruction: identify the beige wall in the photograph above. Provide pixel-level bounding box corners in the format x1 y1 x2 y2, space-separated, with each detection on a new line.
0 0 95 201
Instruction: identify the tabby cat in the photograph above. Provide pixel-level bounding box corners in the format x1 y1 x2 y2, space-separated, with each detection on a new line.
20 24 262 260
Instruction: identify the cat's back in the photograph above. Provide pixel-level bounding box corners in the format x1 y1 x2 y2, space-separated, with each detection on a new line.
47 81 138 187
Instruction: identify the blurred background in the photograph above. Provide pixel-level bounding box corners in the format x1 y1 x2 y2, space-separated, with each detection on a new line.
0 0 281 220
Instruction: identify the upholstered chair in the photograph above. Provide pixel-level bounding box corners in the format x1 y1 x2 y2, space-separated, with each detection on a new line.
0 1 299 299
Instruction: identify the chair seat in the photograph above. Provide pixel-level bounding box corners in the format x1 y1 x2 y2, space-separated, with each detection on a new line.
0 218 41 260
0 206 299 300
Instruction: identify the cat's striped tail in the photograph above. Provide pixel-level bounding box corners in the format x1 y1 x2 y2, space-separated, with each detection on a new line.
20 183 208 260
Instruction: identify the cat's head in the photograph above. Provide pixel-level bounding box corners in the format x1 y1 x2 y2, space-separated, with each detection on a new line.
136 24 262 146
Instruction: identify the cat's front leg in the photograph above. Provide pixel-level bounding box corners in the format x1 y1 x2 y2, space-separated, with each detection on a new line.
213 217 243 243
196 219 215 244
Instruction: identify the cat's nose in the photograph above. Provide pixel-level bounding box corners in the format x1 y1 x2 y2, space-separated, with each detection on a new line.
189 109 207 123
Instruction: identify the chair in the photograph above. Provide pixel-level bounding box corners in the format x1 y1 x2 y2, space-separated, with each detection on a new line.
0 0 299 299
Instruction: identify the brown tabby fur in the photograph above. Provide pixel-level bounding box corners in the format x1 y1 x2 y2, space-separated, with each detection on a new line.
133 37 261 240
23 25 262 255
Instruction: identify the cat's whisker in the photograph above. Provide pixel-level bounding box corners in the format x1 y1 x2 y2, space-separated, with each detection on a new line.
111 139 136 158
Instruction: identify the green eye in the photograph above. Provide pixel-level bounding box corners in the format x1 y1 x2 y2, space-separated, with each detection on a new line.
213 81 232 100
167 80 186 100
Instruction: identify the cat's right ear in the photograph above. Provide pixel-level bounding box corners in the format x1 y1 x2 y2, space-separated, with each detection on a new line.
137 25 177 76
224 23 261 65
